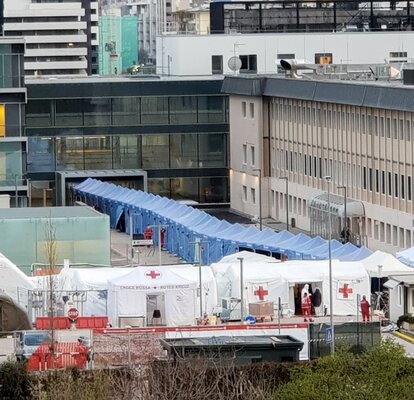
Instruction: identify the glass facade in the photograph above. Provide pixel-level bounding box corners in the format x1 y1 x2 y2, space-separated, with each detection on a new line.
28 133 227 172
26 96 228 127
26 83 229 204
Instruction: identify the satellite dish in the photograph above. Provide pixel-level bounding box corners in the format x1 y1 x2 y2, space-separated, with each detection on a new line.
228 56 242 72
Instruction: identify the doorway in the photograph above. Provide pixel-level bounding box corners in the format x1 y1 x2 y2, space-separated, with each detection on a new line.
146 293 166 326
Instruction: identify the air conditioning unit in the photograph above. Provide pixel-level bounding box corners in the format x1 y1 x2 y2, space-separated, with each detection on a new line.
221 297 241 321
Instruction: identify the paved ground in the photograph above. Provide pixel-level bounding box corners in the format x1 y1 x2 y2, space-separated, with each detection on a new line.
383 332 414 357
110 229 183 267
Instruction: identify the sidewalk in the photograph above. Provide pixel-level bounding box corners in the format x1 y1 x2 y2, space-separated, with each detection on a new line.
110 229 183 267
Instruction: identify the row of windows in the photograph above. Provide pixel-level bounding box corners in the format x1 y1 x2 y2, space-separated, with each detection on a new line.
275 150 413 201
26 96 228 127
27 133 227 172
271 190 308 218
273 101 414 141
367 218 413 249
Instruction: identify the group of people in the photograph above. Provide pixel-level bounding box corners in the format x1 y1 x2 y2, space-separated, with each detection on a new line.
299 284 372 323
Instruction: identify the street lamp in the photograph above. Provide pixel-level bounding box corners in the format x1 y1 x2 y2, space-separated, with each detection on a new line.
337 186 348 243
324 175 335 355
237 257 244 322
279 177 289 231
253 168 262 231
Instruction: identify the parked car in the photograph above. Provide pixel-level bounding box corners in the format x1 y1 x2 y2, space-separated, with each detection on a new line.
16 331 51 361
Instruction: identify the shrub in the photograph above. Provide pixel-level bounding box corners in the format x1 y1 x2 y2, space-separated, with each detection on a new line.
397 313 414 328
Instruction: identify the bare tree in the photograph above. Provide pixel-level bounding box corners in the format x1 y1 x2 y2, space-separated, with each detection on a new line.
44 217 57 368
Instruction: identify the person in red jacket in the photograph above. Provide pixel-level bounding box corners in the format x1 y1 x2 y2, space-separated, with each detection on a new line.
302 292 313 322
360 295 371 322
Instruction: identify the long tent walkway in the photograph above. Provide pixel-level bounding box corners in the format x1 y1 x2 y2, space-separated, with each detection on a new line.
74 179 372 265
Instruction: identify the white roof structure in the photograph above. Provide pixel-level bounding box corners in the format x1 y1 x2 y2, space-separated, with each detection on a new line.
0 252 35 306
360 250 414 277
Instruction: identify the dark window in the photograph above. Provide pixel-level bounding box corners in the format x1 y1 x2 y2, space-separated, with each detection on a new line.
240 55 257 73
363 167 367 190
211 55 223 74
388 172 392 196
408 176 412 201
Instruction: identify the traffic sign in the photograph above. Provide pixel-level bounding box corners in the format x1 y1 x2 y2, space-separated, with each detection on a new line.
325 327 332 343
67 307 79 321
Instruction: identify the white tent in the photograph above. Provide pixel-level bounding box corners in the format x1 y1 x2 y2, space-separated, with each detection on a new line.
58 267 134 316
212 252 370 316
396 247 414 267
161 264 218 315
0 252 35 307
211 251 282 305
108 267 197 327
360 250 414 277
277 260 370 316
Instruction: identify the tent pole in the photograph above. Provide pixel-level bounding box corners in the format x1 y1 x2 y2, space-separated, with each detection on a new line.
158 226 162 266
238 257 244 322
198 242 203 317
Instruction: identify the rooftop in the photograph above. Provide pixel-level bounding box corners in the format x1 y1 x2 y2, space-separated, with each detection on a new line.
0 206 102 220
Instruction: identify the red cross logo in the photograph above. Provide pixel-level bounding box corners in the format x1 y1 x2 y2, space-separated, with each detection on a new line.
254 286 269 301
146 270 161 280
339 283 353 299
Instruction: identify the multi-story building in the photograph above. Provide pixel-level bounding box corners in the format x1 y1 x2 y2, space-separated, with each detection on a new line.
156 0 414 76
0 37 28 206
99 14 138 75
223 71 414 253
25 76 229 206
3 0 99 77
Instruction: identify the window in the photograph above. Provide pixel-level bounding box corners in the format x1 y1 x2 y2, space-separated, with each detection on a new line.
243 185 247 201
315 53 333 64
242 102 247 118
250 145 255 166
243 144 247 164
211 55 223 74
251 187 256 204
240 55 257 73
249 103 254 119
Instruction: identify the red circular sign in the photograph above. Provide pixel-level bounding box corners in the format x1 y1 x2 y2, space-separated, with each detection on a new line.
67 307 79 321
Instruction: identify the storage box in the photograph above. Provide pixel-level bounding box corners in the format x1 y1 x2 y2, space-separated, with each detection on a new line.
249 301 274 317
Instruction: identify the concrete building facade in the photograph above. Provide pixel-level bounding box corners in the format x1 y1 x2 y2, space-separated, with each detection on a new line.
223 75 414 254
3 0 99 77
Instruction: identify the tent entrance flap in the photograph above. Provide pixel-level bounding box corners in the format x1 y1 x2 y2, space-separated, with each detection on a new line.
291 282 324 317
147 294 165 326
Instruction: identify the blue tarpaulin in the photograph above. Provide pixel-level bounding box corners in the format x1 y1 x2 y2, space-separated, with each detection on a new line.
73 179 372 264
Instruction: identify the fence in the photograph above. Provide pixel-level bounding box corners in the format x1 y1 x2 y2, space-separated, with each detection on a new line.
308 321 381 359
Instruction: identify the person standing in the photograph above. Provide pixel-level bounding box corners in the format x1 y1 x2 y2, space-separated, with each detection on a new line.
302 292 313 322
360 295 370 322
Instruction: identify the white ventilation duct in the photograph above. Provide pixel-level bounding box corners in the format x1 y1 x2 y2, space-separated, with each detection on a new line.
279 59 318 79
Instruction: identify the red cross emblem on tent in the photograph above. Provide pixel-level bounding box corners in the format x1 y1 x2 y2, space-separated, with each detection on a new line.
254 286 268 301
338 283 353 299
146 270 161 280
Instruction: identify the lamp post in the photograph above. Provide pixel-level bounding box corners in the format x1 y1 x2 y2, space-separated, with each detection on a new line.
377 264 383 297
325 175 335 355
253 168 262 231
337 186 347 242
237 257 244 322
279 177 289 231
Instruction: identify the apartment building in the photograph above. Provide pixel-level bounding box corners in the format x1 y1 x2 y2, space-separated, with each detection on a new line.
3 0 99 77
223 73 414 253
0 37 27 206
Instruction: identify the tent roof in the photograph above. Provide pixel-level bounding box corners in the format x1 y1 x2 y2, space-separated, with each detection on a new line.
360 250 414 277
396 247 414 267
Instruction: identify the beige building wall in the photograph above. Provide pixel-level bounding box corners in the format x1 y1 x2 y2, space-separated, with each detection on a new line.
229 93 414 253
